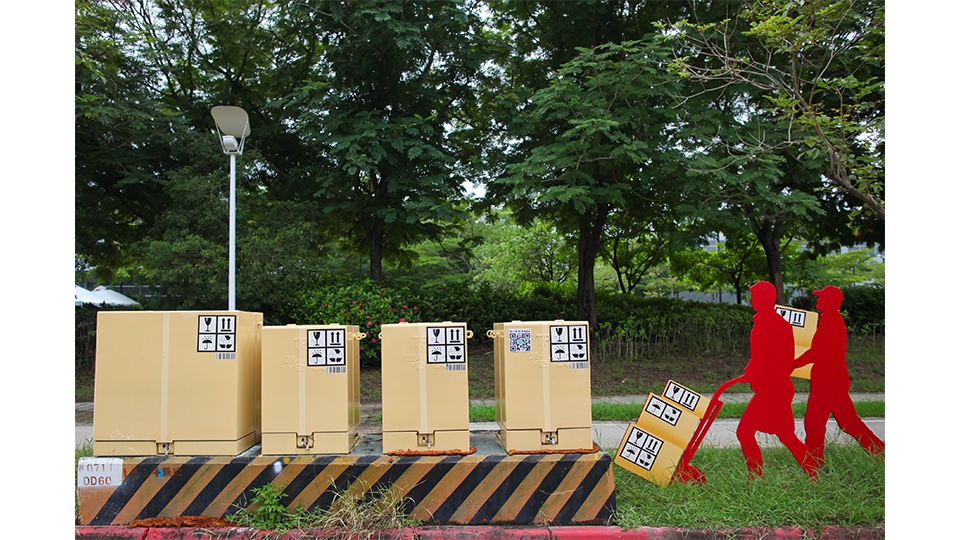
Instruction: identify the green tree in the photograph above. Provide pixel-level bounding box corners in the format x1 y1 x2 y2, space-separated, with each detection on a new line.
671 232 769 304
76 0 181 281
667 0 885 220
491 40 684 329
473 217 578 288
282 0 494 281
599 209 674 295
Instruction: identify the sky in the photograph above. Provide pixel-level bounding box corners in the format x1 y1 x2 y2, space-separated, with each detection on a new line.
0 2 952 536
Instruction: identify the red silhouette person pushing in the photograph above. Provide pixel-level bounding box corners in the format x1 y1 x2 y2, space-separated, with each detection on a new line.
792 286 884 467
724 281 817 479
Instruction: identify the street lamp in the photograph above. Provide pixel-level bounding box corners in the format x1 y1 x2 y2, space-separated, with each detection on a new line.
211 105 251 311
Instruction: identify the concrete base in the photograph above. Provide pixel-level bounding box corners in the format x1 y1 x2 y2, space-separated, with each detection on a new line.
77 432 615 527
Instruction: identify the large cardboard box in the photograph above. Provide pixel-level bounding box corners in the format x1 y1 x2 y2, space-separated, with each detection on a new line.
93 311 262 456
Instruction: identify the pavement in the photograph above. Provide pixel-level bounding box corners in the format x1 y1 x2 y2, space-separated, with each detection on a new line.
75 392 886 451
75 393 885 540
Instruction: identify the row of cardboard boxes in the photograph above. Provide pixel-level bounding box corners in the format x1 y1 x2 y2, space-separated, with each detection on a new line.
92 311 596 457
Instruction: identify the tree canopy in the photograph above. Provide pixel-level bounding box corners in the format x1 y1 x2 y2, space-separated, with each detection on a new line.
75 0 883 320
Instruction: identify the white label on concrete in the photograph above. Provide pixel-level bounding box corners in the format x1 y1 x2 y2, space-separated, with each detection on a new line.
77 457 123 489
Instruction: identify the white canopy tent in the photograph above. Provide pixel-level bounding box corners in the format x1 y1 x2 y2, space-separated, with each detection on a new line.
75 285 141 307
75 285 103 307
91 286 140 306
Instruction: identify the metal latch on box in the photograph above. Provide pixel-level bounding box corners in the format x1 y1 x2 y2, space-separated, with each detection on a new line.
418 433 435 449
297 435 314 450
542 431 558 445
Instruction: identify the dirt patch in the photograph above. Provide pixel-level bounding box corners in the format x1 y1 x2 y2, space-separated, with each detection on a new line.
129 516 234 528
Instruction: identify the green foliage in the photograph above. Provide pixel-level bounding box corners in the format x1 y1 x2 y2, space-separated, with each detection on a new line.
792 248 885 294
473 219 578 286
838 284 885 336
666 0 885 221
228 483 295 532
289 280 422 365
791 283 884 336
595 292 754 361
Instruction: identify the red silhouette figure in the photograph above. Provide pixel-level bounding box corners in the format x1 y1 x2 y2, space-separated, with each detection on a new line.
792 286 884 467
722 281 817 479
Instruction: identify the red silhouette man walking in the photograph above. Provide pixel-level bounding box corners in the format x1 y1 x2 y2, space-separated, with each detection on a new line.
792 286 884 467
730 281 817 479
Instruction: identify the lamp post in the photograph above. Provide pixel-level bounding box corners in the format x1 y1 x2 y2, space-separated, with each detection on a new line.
210 106 251 311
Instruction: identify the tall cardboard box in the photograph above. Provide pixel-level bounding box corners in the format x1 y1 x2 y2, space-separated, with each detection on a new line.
260 324 362 454
380 322 472 453
490 320 593 452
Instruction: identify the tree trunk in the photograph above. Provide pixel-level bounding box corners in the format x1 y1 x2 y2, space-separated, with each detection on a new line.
368 223 384 281
753 216 786 304
576 203 609 331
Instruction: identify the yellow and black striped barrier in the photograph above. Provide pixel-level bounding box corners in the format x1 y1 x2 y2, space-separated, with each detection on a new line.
77 452 615 526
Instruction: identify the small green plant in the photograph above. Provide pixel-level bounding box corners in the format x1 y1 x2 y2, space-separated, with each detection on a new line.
228 483 299 532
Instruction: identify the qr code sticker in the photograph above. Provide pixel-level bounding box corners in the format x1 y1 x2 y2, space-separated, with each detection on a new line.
509 329 532 352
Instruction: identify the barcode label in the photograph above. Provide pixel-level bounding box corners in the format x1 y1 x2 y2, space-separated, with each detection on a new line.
569 362 589 370
326 366 346 374
216 353 236 360
446 364 467 371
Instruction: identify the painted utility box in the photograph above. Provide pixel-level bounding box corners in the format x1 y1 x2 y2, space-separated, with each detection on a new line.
92 311 263 456
775 304 819 379
260 324 364 455
489 320 593 453
380 322 473 454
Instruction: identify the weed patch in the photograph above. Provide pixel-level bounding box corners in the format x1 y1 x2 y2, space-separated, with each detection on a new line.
227 482 419 538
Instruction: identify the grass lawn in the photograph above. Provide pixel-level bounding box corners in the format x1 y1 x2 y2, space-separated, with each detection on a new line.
612 444 884 529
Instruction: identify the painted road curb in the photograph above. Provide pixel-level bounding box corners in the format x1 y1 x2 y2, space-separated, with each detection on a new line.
75 525 885 539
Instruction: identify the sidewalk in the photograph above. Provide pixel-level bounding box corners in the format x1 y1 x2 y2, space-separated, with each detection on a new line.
75 392 885 450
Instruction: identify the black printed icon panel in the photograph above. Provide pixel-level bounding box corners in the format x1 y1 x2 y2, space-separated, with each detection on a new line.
198 315 236 352
620 426 663 471
664 381 701 412
307 328 346 366
426 325 468 364
549 324 588 363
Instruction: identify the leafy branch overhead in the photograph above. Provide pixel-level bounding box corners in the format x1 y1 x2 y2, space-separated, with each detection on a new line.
664 0 884 220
